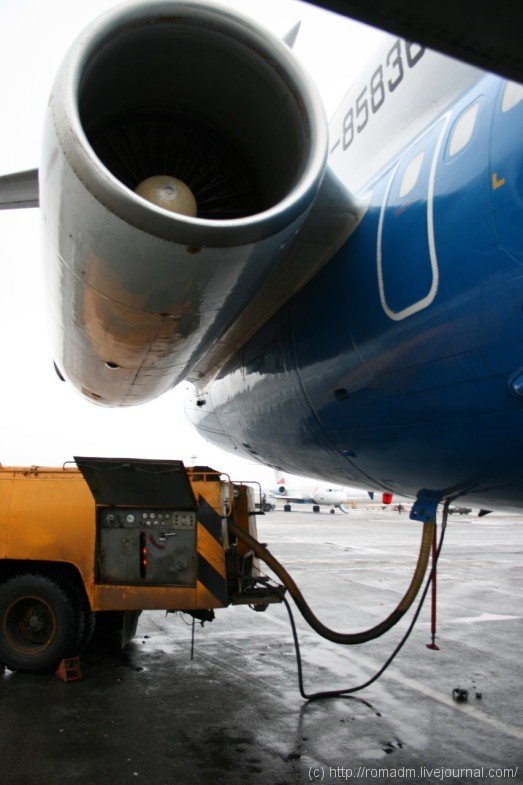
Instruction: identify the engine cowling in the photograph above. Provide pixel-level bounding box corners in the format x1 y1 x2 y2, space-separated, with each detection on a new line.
41 0 327 405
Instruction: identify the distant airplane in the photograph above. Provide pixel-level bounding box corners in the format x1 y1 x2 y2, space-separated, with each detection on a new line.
268 472 391 513
1 1 522 514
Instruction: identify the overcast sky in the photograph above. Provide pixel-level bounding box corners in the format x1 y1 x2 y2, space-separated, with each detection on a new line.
0 0 381 488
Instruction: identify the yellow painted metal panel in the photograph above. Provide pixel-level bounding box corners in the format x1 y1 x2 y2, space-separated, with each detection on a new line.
197 522 226 578
196 580 226 609
94 584 198 611
0 475 13 559
1 468 95 579
0 465 234 613
233 485 258 557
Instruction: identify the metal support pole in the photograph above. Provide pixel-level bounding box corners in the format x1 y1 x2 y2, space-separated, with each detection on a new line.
426 522 440 650
190 616 195 661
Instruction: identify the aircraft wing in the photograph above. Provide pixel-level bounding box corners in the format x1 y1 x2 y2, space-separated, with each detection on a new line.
305 0 523 84
0 169 39 209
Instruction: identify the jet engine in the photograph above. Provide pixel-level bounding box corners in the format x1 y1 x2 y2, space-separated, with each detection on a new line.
41 0 328 405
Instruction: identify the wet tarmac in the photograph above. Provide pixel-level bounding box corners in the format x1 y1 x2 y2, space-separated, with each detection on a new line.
1 507 522 784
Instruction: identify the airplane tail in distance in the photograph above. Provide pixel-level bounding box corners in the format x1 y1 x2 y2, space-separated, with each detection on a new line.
274 469 286 493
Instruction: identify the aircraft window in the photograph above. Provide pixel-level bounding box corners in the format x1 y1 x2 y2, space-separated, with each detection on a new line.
398 151 424 198
502 80 523 112
448 102 479 156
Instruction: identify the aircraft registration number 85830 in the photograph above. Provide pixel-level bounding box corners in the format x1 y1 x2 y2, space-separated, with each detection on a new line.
334 39 425 154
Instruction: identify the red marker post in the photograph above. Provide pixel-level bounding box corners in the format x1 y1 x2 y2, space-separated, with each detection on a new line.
426 523 440 650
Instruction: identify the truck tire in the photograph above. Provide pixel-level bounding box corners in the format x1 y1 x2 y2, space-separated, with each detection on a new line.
64 579 95 653
0 573 83 673
78 610 96 652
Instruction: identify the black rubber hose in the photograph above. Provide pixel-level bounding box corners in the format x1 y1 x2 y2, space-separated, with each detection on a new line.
228 517 434 645
282 502 450 700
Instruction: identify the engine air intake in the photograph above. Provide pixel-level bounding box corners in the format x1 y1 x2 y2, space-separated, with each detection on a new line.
77 5 315 222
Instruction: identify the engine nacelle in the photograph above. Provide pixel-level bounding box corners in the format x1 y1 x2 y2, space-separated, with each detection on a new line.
41 0 327 405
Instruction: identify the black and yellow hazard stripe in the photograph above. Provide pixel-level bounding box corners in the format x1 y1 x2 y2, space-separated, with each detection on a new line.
196 494 228 605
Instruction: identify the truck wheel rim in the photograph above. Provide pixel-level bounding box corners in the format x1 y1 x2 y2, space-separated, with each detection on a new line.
3 596 57 655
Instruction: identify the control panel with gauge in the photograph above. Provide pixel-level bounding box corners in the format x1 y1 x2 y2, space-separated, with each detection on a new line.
101 509 195 530
98 507 197 585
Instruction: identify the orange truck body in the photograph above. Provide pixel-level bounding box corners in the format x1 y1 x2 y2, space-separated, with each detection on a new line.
0 459 277 673
0 462 256 612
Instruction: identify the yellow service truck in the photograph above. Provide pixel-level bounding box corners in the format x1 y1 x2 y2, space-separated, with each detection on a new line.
0 457 277 673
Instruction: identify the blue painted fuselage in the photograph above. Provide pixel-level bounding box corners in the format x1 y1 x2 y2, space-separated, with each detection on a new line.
190 72 523 510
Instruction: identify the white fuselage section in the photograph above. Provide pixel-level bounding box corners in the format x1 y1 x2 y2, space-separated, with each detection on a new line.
328 34 482 194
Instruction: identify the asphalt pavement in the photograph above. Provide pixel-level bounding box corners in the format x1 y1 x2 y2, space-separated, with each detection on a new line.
0 506 521 784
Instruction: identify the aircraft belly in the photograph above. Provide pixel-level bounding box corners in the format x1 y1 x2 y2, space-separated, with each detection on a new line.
286 76 523 502
195 313 380 488
291 291 523 501
191 71 523 509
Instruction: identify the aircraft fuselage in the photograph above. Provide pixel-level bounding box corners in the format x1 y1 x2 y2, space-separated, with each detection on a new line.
190 39 523 510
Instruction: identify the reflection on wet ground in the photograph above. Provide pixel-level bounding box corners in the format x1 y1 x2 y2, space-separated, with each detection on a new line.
1 508 522 784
